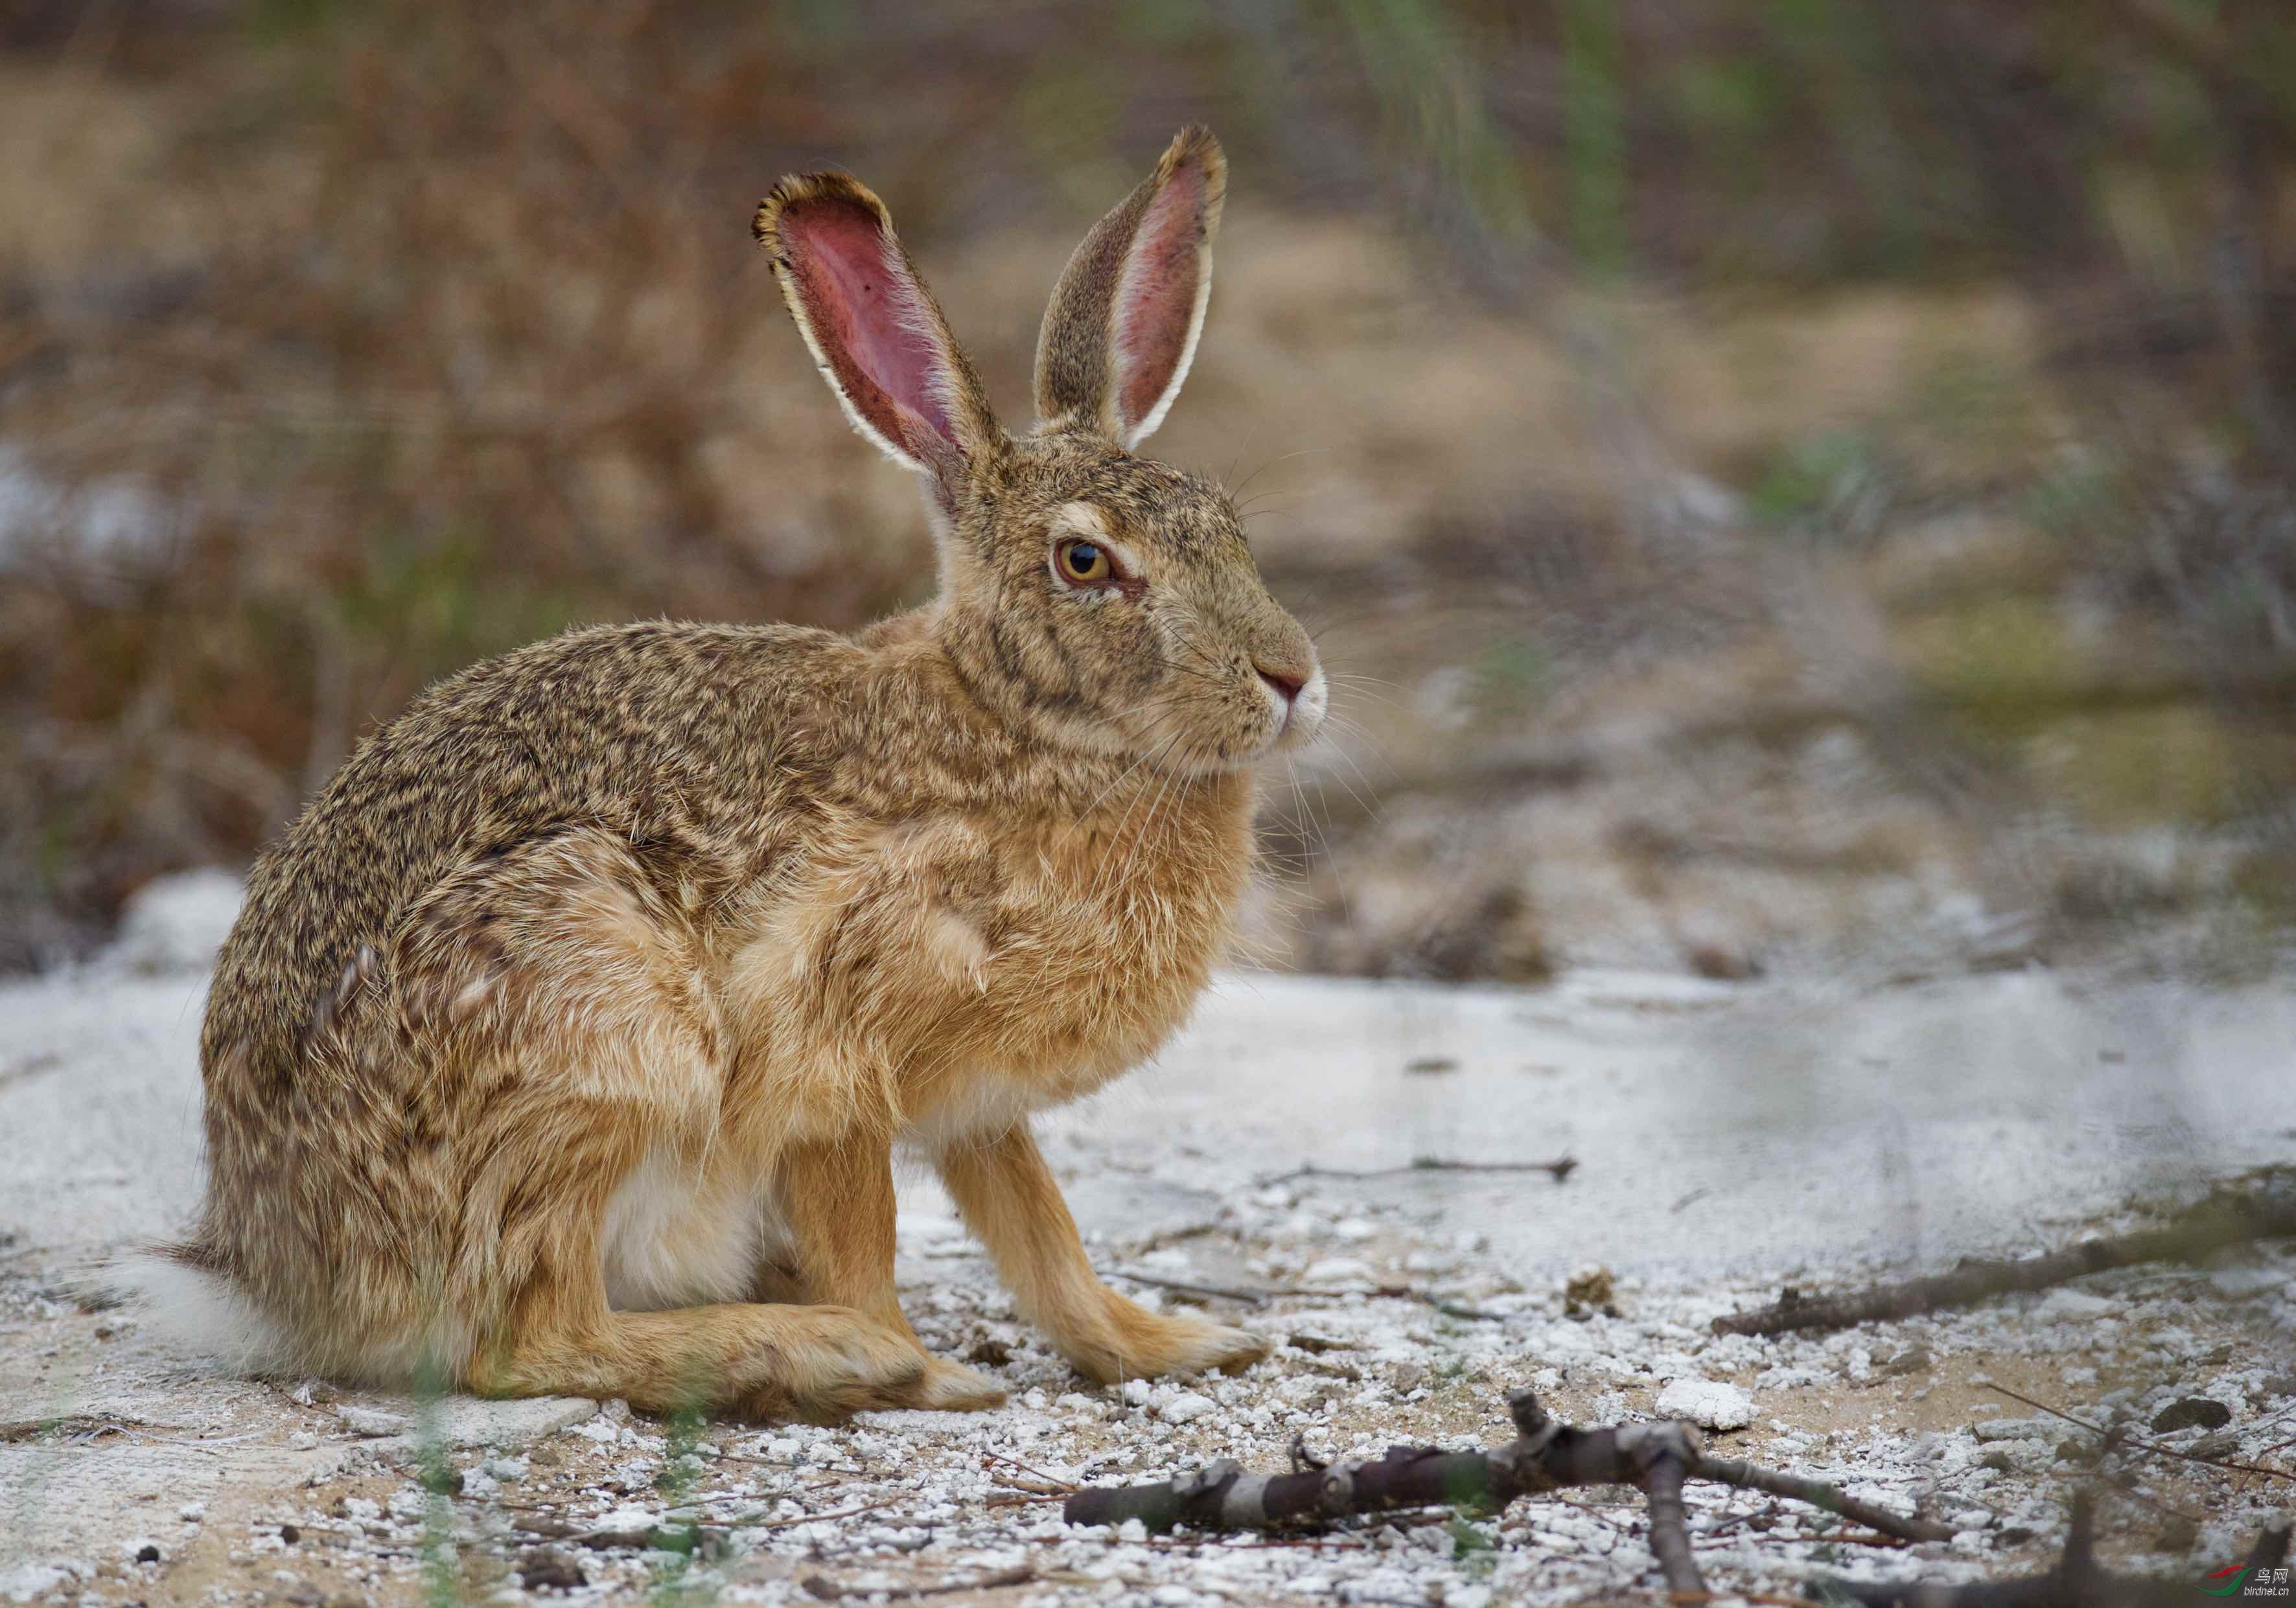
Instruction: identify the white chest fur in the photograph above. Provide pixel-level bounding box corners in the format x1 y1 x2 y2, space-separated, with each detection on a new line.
598 1146 784 1312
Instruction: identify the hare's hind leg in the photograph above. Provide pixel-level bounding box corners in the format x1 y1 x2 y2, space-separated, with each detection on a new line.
467 1259 934 1424
400 829 934 1421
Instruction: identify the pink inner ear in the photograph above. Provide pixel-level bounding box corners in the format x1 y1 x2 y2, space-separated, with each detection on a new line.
1113 165 1207 433
782 195 955 458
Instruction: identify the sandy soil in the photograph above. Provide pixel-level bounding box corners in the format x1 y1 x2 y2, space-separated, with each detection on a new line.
3 875 2291 1605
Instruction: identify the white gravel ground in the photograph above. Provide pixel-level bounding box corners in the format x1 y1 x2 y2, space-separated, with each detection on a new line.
3 873 2292 1606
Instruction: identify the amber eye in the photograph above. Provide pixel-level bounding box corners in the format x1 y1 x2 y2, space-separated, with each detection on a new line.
1055 538 1112 585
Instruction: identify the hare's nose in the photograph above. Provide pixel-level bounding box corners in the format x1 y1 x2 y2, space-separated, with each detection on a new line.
1255 663 1306 704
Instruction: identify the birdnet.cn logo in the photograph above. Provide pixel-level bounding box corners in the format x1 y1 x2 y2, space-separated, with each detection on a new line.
2207 1564 2291 1598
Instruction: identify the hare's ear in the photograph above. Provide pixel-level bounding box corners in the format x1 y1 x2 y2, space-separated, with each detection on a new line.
1034 124 1225 450
755 172 1001 503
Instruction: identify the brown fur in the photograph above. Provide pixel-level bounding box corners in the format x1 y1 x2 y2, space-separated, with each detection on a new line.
178 126 1323 1421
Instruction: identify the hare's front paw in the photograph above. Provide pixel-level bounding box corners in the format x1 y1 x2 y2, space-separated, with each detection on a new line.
1142 1311 1271 1377
910 1357 1009 1412
1060 1292 1270 1384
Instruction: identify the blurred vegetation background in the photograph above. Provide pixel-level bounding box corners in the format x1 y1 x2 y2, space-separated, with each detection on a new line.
3 0 2293 980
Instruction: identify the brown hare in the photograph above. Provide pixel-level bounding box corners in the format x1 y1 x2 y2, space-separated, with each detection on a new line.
160 124 1324 1422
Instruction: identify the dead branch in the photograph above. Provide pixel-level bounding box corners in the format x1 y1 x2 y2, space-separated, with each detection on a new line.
1822 1493 2291 1608
1713 1171 2296 1337
800 1564 1036 1601
1980 1383 2294 1486
1108 1270 1279 1306
1068 1404 2291 1605
1106 1269 1511 1322
1065 1388 1957 1597
1256 1156 1578 1188
1691 1456 1962 1541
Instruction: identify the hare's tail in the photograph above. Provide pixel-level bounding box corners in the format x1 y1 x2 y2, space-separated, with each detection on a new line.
106 1239 296 1377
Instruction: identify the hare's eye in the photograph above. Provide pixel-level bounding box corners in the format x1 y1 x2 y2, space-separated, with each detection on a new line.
1055 539 1112 585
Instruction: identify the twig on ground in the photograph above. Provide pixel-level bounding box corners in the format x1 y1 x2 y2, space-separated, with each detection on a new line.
1105 1269 1511 1322
0 1414 146 1443
742 1497 903 1531
1067 1388 1949 1563
1128 1222 1220 1255
800 1563 1036 1601
1980 1382 2295 1484
1712 1169 2296 1336
1107 1270 1277 1306
980 1450 1078 1493
1689 1456 1954 1541
515 1495 902 1551
1256 1156 1578 1188
1377 1285 1511 1322
983 1490 1068 1508
1821 1492 2291 1607
1065 1387 1979 1597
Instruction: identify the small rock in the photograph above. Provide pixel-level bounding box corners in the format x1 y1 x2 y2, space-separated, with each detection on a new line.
1654 1377 1754 1431
1301 1257 1374 1287
279 1523 300 1545
337 1405 411 1438
2150 1397 2232 1434
1971 1417 2056 1443
133 1545 160 1565
1159 1391 1216 1425
1563 1265 1616 1318
965 1338 1013 1366
378 1395 598 1454
2153 1516 2201 1552
2034 1288 2115 1318
2189 1430 2239 1460
518 1549 587 1592
1880 1346 1932 1377
1 1567 78 1604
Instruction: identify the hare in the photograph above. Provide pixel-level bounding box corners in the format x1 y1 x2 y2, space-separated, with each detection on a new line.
161 124 1323 1423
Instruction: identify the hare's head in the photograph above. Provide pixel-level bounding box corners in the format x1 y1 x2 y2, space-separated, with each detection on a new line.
755 126 1323 775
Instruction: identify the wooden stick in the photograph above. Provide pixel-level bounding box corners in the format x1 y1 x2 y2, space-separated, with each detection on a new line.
1713 1171 2296 1336
1064 1389 1950 1556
